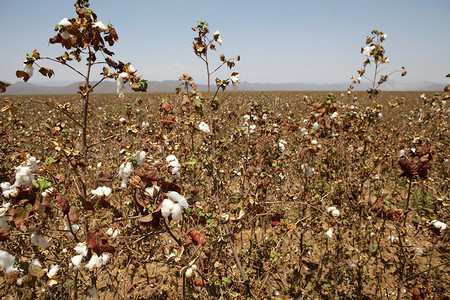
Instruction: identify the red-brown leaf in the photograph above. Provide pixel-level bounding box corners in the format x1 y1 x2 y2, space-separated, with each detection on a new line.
56 193 70 215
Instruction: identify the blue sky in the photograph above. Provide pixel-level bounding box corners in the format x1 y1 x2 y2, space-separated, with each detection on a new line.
1 0 449 87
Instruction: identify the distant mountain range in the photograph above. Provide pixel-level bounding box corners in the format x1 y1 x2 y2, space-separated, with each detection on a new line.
1 80 446 95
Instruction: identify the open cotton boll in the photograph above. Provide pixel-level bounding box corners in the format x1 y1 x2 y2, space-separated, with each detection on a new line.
185 264 197 278
144 185 160 198
24 63 34 78
166 191 189 209
326 206 341 217
0 250 17 273
161 199 174 218
166 155 178 164
93 20 108 32
135 151 146 166
58 18 72 27
30 231 49 249
198 122 211 134
74 242 88 256
324 228 333 239
431 220 447 231
119 162 133 188
171 203 183 221
91 186 112 197
71 254 84 269
47 265 59 279
12 166 34 188
26 156 40 172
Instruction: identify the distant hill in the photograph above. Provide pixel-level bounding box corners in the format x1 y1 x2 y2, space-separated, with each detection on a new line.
1 80 446 95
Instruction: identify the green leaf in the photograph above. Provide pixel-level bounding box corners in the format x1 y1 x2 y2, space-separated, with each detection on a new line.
45 157 56 165
37 178 52 191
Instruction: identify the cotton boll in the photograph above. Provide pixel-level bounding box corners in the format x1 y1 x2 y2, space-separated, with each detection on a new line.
26 156 40 172
161 199 174 218
324 228 333 239
47 265 59 279
171 203 183 221
12 166 34 188
91 186 112 197
30 231 49 249
58 18 72 27
144 185 160 198
71 254 84 269
135 151 146 166
0 250 17 273
100 253 110 265
74 243 88 256
431 220 447 231
93 20 108 32
185 264 197 278
85 254 101 270
1 182 11 192
198 122 211 134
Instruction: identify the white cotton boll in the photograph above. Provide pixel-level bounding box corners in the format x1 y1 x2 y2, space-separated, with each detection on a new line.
30 231 49 249
71 254 84 269
85 254 101 270
119 162 133 188
141 121 149 128
185 264 197 278
2 187 18 199
24 63 34 78
41 187 54 198
117 76 125 98
58 18 72 27
324 228 333 239
161 199 174 218
93 20 108 32
311 139 318 145
144 185 160 198
1 182 11 192
0 250 17 273
135 151 146 166
47 265 59 279
313 122 320 130
100 253 110 265
171 203 183 221
326 206 337 213
166 191 188 209
91 186 112 197
431 220 447 231
107 228 119 238
29 259 41 268
331 112 338 118
74 243 88 256
363 45 375 57
249 124 256 133
166 155 178 163
278 140 287 152
198 121 211 134
0 203 10 217
26 156 40 172
12 166 34 188
331 209 341 217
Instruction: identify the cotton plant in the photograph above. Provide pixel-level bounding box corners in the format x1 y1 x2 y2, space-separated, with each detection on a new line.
191 20 241 92
348 29 406 99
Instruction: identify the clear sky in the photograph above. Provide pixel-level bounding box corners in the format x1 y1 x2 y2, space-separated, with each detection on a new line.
1 0 449 87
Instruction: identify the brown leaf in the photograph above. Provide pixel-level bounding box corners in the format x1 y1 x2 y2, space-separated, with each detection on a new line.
16 70 30 82
39 67 55 79
56 193 70 215
86 231 115 255
0 81 10 94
